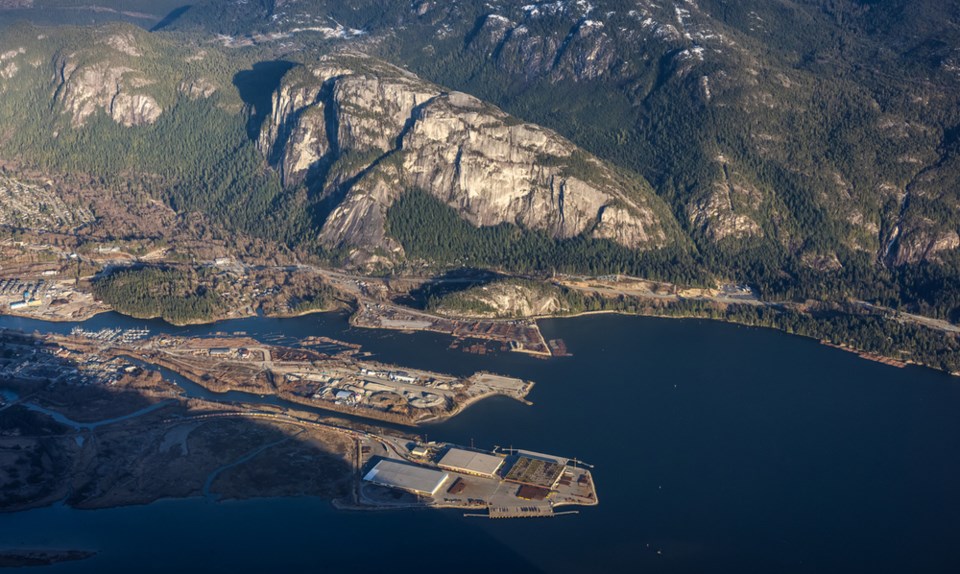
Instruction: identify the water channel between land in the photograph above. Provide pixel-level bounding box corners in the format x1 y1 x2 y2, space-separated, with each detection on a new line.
1 310 959 573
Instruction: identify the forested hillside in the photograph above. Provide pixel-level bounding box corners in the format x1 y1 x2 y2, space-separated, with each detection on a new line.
1 1 959 325
162 0 960 321
92 266 225 324
0 0 188 27
0 23 309 245
0 24 694 272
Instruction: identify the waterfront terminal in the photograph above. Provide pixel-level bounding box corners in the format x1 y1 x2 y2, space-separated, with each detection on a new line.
358 442 597 518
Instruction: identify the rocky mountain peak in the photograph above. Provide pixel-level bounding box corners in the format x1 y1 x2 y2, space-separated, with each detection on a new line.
257 54 678 266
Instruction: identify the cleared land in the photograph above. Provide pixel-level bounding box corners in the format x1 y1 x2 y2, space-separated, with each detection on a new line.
352 300 551 356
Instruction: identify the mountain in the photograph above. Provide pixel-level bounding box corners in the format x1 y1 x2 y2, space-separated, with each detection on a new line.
0 23 687 272
157 0 960 316
2 1 960 322
257 55 682 266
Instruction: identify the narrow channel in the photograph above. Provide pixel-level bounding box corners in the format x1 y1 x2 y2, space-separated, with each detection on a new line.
121 356 416 434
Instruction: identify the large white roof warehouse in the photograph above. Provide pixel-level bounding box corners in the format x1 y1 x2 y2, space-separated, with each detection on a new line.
363 459 449 496
438 448 505 478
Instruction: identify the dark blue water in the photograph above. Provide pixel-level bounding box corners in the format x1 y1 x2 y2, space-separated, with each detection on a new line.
2 311 959 573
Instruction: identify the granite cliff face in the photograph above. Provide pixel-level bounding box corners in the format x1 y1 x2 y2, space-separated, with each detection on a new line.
157 0 960 270
34 28 223 129
258 56 678 264
687 158 766 243
884 151 960 266
51 53 161 128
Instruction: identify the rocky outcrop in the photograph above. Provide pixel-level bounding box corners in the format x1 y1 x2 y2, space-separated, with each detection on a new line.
178 78 217 99
258 62 436 188
52 55 161 127
891 229 960 266
885 152 960 265
102 33 141 57
0 61 17 80
0 25 234 129
800 251 843 272
688 182 763 242
259 55 677 265
469 14 617 82
432 279 565 319
109 92 162 127
688 160 765 243
258 66 332 188
316 161 406 254
0 46 24 81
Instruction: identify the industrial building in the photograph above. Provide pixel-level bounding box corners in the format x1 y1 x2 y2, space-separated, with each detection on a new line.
363 459 450 497
9 299 41 310
437 448 505 478
410 445 431 458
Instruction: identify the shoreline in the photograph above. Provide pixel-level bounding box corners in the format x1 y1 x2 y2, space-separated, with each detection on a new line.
543 309 955 375
458 307 960 377
4 293 955 377
417 385 534 425
0 304 343 328
348 308 553 357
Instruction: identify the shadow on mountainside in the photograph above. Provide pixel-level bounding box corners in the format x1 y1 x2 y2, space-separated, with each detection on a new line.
393 268 506 310
150 5 194 32
233 60 298 139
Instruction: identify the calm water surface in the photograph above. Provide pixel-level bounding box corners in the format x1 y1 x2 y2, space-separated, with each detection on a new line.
1 311 959 573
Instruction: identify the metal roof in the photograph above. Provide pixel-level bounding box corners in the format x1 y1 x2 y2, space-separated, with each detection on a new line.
363 459 449 496
438 448 505 477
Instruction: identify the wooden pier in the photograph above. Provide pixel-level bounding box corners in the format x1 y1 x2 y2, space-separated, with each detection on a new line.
465 506 581 519
488 505 555 519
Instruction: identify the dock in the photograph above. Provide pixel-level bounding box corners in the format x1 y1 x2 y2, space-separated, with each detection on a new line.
358 439 598 519
467 506 581 519
488 505 555 519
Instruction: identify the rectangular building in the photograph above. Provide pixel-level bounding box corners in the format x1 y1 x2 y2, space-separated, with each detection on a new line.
363 459 449 497
438 448 505 478
410 445 431 458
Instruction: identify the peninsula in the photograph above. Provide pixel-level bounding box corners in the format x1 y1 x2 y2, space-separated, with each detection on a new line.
0 327 593 518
